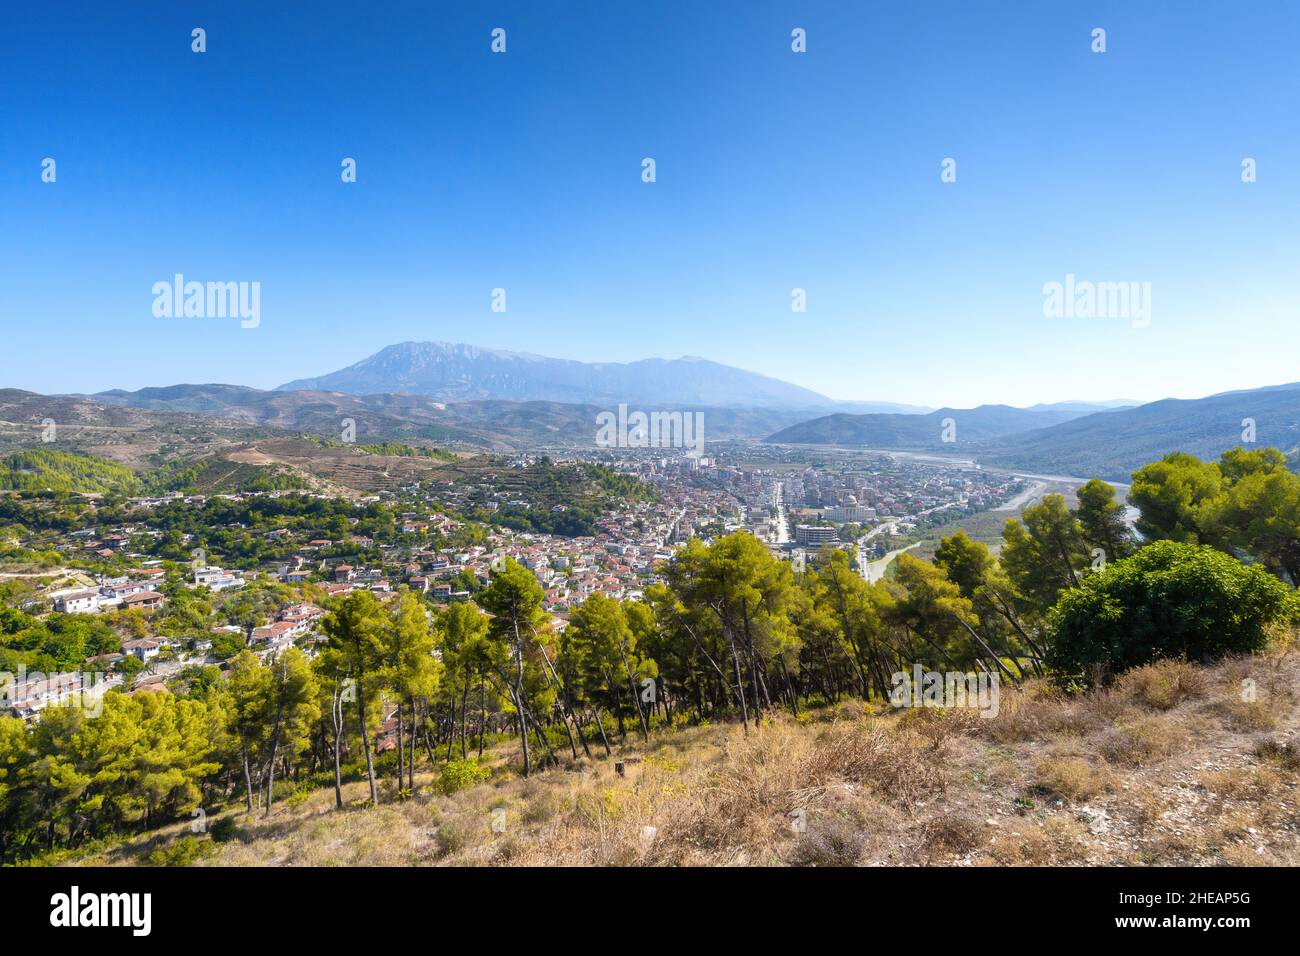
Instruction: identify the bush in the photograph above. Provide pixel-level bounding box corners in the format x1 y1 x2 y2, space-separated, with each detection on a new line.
1100 718 1181 767
438 758 491 795
146 836 217 867
787 815 866 867
1046 541 1294 685
1032 755 1111 801
208 816 240 843
1116 659 1208 710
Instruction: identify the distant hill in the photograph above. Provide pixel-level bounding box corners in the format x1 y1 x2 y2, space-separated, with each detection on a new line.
765 404 1094 448
1026 400 1139 413
979 383 1300 480
89 384 817 449
276 341 925 413
0 448 140 494
766 383 1300 482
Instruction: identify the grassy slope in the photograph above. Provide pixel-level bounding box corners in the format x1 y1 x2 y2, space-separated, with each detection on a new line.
64 651 1300 868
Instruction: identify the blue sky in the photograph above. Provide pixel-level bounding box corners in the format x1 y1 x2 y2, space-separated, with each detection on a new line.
2 1 1298 408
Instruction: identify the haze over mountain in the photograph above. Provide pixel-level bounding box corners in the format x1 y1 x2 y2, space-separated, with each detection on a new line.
276 341 928 413
978 382 1300 480
75 384 818 450
765 405 1101 448
767 383 1300 482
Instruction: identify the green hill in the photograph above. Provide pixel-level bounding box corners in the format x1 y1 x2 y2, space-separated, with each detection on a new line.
0 449 140 494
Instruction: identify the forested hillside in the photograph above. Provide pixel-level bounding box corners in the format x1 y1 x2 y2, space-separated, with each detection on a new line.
0 449 140 495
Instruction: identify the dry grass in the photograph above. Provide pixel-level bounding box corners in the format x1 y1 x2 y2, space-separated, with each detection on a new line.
1031 755 1114 802
1099 716 1187 767
983 815 1091 865
64 648 1300 867
1114 659 1209 711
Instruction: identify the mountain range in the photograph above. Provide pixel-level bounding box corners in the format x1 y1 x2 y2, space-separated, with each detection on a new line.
3 341 1295 485
276 341 929 414
768 384 1300 481
764 404 1106 447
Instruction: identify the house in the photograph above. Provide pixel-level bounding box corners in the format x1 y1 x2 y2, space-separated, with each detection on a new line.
51 588 101 614
277 603 324 636
251 621 296 644
130 674 169 696
121 591 166 611
121 638 161 662
2 672 89 720
193 566 245 592
100 580 151 602
373 707 400 753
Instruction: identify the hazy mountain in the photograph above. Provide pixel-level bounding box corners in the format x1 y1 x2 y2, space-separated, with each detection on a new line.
764 404 1095 448
1025 400 1139 413
83 384 816 450
979 383 1300 480
276 341 925 412
766 383 1300 482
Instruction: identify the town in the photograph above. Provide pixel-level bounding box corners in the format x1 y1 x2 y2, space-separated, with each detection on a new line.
0 446 1023 720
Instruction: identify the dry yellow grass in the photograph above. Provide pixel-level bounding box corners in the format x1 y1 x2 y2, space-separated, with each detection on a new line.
67 650 1300 867
1031 754 1114 802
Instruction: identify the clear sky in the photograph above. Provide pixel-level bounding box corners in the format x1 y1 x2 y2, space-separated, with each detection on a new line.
2 1 1298 408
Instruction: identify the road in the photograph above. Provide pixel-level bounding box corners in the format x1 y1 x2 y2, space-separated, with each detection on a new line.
862 543 922 583
855 502 961 580
772 481 790 544
995 479 1048 511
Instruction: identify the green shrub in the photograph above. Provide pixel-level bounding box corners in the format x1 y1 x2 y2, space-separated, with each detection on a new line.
208 816 240 843
284 783 314 808
1046 541 1293 686
438 758 490 795
146 836 217 867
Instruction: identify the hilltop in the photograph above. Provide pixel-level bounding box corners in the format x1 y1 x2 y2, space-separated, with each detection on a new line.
63 653 1300 868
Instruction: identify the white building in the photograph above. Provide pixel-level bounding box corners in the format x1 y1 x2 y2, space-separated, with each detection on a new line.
51 588 101 614
193 566 246 592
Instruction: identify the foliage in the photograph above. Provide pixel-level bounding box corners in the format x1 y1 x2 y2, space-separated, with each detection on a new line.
437 758 490 795
1046 541 1296 685
0 450 139 495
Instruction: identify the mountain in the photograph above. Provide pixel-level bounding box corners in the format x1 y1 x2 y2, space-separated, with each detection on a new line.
1025 400 1139 413
276 341 924 412
978 383 1300 480
764 404 1096 448
765 383 1300 483
82 385 818 450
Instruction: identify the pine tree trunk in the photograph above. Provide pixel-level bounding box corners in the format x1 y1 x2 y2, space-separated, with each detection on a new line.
331 690 344 810
357 682 377 806
242 744 255 814
396 702 406 794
